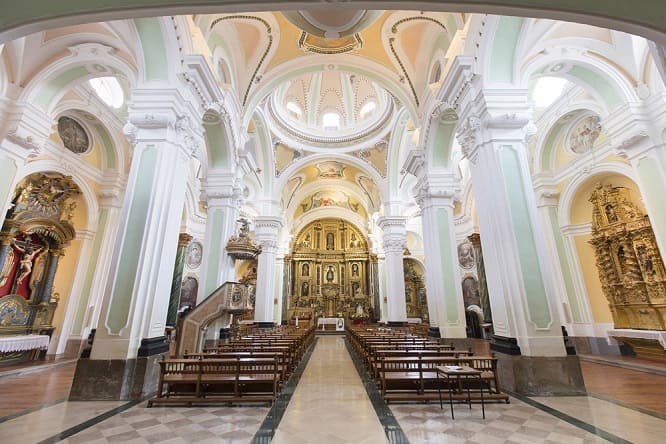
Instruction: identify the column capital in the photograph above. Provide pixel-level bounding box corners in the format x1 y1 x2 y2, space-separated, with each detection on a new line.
254 216 284 252
377 216 407 232
122 88 204 159
178 233 193 247
413 173 459 210
3 101 52 158
533 186 560 208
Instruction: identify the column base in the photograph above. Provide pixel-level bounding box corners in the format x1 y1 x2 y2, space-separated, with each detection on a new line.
494 352 586 395
490 335 522 355
386 321 407 328
69 353 165 401
441 337 476 352
427 327 441 338
137 336 169 357
255 322 275 329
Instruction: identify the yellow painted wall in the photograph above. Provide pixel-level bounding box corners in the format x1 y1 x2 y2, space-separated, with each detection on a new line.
573 234 613 323
568 174 644 225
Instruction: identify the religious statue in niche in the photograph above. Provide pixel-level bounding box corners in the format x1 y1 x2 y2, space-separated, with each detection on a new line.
302 234 311 248
179 276 198 309
13 242 44 285
457 241 475 269
352 263 359 276
326 233 335 250
186 241 203 268
57 116 90 154
301 281 309 296
302 263 310 276
326 266 335 282
461 275 481 308
569 115 602 154
349 233 361 248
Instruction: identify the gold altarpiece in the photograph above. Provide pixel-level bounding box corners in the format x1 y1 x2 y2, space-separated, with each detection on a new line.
589 184 666 330
287 219 374 319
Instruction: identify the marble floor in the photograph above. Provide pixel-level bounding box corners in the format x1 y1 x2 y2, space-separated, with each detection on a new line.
272 336 386 444
1 337 666 443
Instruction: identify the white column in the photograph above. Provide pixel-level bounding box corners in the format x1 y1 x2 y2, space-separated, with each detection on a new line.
417 182 467 338
198 169 242 301
253 216 283 327
377 216 408 325
457 89 566 357
91 90 203 360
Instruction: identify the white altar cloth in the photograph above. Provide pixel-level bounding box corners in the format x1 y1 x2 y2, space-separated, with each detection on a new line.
608 329 666 350
0 334 50 353
317 317 345 331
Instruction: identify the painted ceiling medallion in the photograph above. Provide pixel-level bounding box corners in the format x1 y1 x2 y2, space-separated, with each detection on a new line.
282 10 383 38
298 32 363 54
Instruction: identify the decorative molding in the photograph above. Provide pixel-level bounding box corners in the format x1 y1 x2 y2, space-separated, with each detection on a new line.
210 15 273 106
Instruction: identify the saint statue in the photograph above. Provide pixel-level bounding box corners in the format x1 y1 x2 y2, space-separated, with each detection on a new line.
326 233 335 250
14 243 44 285
302 263 309 276
352 263 359 276
326 266 334 282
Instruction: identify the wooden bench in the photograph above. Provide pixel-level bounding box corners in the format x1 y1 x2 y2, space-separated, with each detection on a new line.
149 357 280 406
378 356 509 403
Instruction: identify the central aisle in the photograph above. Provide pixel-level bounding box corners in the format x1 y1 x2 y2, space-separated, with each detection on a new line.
271 335 387 444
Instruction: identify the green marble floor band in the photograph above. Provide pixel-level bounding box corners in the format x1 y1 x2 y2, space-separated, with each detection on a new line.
345 337 410 444
251 337 318 444
37 400 141 444
514 391 630 444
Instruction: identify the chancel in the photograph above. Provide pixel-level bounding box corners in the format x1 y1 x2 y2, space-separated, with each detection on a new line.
0 2 666 443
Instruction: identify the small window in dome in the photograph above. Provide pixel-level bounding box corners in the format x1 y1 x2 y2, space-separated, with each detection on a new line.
89 76 124 109
286 101 302 118
360 101 376 120
322 112 340 130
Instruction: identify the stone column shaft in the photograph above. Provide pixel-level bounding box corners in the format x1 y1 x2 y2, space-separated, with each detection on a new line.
167 233 192 326
378 217 407 326
253 216 283 327
418 192 466 338
457 89 566 357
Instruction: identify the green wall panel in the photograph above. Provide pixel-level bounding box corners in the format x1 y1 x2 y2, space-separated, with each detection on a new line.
107 146 157 334
501 146 551 328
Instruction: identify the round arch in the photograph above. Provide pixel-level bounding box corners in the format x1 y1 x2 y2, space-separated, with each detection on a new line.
2 1 666 48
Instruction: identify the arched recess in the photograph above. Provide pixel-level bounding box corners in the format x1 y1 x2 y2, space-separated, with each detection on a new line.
385 106 412 199
521 57 636 113
50 102 126 173
275 153 386 204
247 108 273 198
535 107 605 174
21 42 138 115
4 1 666 48
556 163 640 329
202 118 235 170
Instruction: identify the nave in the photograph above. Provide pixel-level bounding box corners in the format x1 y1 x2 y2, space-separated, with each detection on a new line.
0 334 665 444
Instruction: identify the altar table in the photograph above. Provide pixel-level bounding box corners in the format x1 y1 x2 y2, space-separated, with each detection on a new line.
0 334 50 353
317 317 345 331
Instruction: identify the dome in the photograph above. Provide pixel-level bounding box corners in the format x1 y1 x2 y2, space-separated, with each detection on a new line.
281 10 383 38
269 70 393 149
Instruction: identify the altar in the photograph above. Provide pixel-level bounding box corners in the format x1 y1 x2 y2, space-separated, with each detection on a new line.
317 317 345 331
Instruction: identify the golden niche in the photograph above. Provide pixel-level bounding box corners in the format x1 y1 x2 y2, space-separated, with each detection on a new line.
288 219 372 319
589 184 666 330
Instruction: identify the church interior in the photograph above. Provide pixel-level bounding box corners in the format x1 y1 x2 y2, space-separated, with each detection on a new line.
0 2 665 443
